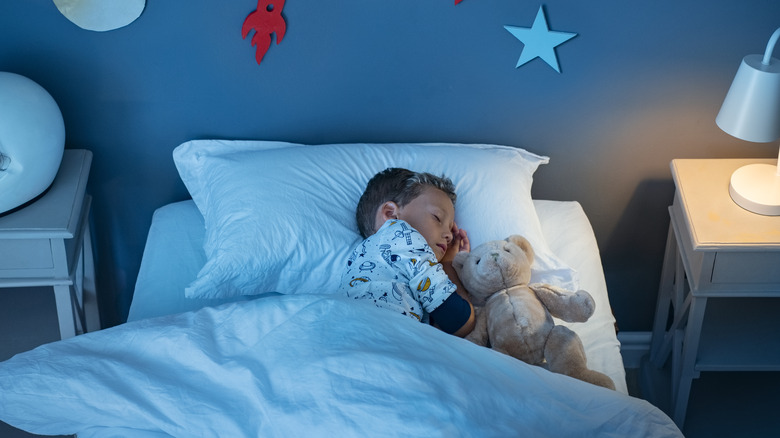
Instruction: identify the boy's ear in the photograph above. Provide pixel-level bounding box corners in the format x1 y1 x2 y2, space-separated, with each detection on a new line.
373 201 399 234
379 201 399 222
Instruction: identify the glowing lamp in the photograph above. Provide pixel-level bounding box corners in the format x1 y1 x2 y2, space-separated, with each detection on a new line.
716 27 780 215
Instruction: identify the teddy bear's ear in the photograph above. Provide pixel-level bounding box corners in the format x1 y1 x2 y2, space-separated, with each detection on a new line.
507 235 535 264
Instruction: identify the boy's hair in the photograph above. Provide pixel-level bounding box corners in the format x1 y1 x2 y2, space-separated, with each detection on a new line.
356 167 457 238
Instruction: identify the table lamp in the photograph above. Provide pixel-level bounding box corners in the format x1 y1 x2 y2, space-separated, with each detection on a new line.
0 72 65 215
716 27 780 216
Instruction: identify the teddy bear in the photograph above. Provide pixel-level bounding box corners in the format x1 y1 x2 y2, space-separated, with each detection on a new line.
452 234 615 390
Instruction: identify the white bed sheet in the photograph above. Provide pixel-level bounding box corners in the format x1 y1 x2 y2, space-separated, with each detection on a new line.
129 199 628 394
1 293 680 437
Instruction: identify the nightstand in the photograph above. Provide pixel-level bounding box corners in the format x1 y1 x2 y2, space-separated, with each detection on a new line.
648 158 780 427
0 149 99 339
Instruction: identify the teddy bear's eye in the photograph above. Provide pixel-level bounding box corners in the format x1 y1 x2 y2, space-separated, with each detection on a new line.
475 258 481 265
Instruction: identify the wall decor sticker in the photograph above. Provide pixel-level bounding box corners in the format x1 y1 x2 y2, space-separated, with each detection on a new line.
52 0 145 31
504 5 577 73
242 0 287 65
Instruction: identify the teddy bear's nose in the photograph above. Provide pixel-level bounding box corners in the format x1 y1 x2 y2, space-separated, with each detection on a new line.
490 252 499 261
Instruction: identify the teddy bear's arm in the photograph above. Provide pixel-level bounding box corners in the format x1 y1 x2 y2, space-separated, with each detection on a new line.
529 283 595 323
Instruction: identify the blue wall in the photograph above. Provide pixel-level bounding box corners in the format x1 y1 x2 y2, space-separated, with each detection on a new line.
2 1 778 330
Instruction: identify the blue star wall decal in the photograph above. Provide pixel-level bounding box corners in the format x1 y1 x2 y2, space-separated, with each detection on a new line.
504 6 577 73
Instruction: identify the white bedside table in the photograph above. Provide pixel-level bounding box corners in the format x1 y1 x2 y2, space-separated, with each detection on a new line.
648 158 780 427
0 149 99 339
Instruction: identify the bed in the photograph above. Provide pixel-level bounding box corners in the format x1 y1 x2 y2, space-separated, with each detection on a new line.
0 141 682 437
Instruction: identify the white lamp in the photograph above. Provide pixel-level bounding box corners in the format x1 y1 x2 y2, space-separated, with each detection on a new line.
0 72 65 215
716 27 780 216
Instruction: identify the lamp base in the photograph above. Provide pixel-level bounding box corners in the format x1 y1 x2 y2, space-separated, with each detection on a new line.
729 163 780 216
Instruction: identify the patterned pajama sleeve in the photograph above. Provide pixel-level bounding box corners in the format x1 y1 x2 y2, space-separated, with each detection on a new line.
339 220 457 321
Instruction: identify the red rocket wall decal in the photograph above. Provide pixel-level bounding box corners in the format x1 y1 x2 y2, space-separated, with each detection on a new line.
242 0 287 65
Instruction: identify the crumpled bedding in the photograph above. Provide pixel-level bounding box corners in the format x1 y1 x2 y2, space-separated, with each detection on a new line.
0 294 681 437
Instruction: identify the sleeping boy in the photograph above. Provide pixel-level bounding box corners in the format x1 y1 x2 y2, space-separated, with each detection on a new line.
339 168 475 337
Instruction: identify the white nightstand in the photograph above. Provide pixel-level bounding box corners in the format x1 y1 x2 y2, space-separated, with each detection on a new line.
649 158 780 427
0 149 99 339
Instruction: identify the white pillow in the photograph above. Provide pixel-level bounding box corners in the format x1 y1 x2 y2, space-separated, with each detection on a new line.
173 140 578 299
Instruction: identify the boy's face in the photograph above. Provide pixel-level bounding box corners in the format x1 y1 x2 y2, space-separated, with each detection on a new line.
395 186 455 260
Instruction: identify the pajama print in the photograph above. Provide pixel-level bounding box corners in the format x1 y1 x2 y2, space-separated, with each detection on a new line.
339 219 457 324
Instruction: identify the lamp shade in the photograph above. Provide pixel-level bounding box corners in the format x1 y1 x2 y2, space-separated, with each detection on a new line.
0 72 65 215
716 54 780 143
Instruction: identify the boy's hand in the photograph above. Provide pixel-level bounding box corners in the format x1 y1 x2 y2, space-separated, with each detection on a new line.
441 223 469 262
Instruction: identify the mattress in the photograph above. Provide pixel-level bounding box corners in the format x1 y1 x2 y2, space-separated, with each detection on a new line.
128 199 628 394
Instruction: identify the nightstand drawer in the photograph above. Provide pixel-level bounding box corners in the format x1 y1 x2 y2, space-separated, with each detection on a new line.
712 252 780 284
0 239 55 272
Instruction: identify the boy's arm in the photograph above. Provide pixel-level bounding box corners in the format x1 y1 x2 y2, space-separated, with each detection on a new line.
452 307 476 338
440 224 471 303
438 225 474 337
439 261 476 337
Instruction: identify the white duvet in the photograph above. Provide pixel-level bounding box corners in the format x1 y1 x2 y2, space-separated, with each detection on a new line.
0 294 681 437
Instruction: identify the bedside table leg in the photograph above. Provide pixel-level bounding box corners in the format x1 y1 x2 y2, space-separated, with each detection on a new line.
650 225 677 366
671 295 708 427
53 284 76 339
81 223 100 332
